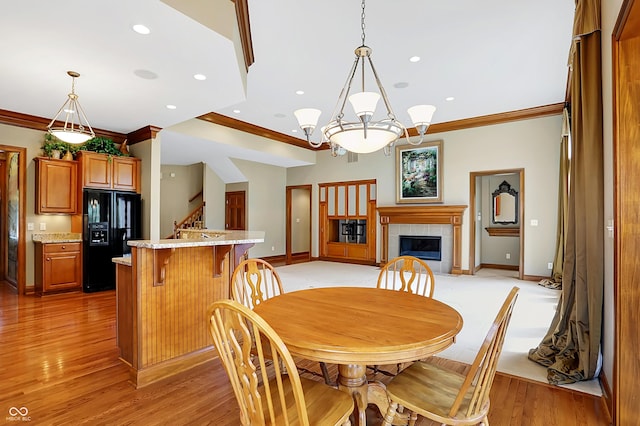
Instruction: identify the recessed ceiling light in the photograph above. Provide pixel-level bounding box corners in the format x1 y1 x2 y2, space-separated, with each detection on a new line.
409 56 421 63
393 82 409 89
134 69 158 80
292 129 298 133
296 90 305 95
166 104 177 110
274 113 286 118
193 74 207 81
446 96 455 101
233 109 241 114
132 24 150 35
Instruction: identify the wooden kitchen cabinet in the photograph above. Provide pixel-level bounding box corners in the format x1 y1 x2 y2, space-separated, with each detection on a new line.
112 156 140 191
76 151 141 193
34 242 82 295
34 157 78 214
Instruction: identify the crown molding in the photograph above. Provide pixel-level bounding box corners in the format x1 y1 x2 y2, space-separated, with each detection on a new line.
197 112 329 150
409 102 565 136
199 103 563 151
1 103 564 151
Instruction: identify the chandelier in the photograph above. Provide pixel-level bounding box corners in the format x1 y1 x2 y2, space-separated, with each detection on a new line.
47 71 95 144
294 0 436 156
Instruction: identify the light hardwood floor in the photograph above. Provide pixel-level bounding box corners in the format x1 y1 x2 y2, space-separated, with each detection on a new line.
0 284 610 425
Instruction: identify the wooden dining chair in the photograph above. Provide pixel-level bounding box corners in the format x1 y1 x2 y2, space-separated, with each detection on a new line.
231 258 334 386
208 300 354 426
377 255 435 298
231 258 285 309
381 286 520 426
371 255 436 377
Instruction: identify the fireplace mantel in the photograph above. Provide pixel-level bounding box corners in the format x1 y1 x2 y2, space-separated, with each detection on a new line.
377 205 467 274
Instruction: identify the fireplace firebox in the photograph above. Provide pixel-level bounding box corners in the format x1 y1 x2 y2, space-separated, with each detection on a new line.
399 235 442 261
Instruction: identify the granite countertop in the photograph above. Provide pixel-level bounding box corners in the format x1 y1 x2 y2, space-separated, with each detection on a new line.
178 229 230 239
32 232 82 243
112 256 132 266
128 230 265 249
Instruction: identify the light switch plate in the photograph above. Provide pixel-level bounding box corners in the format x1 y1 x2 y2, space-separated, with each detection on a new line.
27 223 34 231
39 222 47 231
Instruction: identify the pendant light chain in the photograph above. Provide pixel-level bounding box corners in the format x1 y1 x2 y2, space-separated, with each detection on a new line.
293 0 436 154
361 0 366 46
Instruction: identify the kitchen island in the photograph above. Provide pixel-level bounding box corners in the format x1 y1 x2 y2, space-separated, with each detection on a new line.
114 230 264 388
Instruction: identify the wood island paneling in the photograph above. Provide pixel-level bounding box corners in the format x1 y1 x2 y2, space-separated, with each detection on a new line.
115 231 264 388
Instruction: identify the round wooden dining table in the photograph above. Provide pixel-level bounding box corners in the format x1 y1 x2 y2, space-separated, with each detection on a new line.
253 286 463 426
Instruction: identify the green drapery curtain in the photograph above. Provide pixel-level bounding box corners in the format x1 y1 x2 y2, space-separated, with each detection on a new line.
528 0 603 385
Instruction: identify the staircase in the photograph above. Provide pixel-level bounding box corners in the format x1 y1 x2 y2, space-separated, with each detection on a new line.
169 202 205 239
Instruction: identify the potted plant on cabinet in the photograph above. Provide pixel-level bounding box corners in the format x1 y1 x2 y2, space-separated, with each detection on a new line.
42 133 77 159
79 136 127 157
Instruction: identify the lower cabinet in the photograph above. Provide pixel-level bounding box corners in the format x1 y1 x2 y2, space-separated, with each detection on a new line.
34 242 82 295
326 242 369 260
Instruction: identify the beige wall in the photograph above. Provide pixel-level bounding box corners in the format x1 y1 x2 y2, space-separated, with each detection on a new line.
291 188 310 253
203 163 226 229
230 159 286 258
159 163 203 238
287 114 561 277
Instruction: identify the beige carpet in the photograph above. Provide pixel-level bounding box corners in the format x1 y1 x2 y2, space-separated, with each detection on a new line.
275 260 602 396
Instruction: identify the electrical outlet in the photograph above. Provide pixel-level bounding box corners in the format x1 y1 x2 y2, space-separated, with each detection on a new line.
530 219 539 226
27 223 34 231
547 262 553 269
505 253 511 260
39 222 47 231
271 246 275 251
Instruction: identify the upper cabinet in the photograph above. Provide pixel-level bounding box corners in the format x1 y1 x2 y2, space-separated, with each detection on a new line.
76 151 141 193
34 157 78 214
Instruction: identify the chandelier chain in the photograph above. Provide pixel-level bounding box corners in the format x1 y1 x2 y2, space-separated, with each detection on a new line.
293 0 435 154
360 0 366 46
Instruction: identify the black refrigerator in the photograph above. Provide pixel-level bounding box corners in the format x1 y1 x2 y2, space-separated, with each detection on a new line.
83 189 141 292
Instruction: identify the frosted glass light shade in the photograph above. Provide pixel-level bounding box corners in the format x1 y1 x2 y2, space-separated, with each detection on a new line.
49 129 93 144
407 104 436 127
294 108 321 130
324 120 403 154
348 92 380 118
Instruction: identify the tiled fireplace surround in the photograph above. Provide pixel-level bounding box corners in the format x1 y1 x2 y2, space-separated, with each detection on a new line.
378 205 467 274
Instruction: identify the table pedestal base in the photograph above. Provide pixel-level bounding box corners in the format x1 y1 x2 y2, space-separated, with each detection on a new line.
337 364 410 426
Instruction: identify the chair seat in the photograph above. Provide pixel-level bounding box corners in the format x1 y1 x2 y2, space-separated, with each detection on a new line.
259 376 353 425
385 361 487 424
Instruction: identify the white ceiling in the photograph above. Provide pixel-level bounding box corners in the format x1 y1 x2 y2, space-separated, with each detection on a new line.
0 0 575 180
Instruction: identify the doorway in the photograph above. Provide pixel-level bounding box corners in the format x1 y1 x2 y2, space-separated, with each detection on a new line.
0 145 26 294
285 185 311 264
469 169 524 279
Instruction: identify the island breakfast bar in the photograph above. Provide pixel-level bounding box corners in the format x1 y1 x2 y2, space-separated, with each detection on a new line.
114 231 264 388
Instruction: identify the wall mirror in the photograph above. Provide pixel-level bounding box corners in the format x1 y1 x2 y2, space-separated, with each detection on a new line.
492 180 518 224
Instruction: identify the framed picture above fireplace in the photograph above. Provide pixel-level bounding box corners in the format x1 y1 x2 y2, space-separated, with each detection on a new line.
396 140 443 204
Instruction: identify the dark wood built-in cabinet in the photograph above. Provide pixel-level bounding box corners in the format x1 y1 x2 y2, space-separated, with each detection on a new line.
319 180 376 264
34 242 82 295
34 157 78 214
